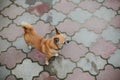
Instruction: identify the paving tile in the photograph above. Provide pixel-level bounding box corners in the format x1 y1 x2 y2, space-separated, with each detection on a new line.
72 28 99 47
28 2 51 16
61 41 88 62
103 0 120 11
0 66 10 80
110 15 120 28
14 13 39 25
90 38 116 59
84 16 108 33
79 0 101 13
77 53 107 75
6 75 17 80
102 26 120 43
33 72 58 80
41 9 66 25
0 15 11 31
97 65 120 80
0 24 24 41
33 21 51 37
68 8 92 23
96 0 104 3
0 0 12 11
108 49 120 67
53 0 76 14
13 37 31 53
0 37 11 53
28 49 45 65
45 55 76 79
65 68 95 80
68 0 81 4
12 59 43 80
94 7 116 21
1 4 25 19
15 0 29 8
56 19 82 35
118 10 120 14
0 47 26 69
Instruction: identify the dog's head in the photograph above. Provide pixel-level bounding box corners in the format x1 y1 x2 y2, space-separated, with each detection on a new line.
52 28 67 50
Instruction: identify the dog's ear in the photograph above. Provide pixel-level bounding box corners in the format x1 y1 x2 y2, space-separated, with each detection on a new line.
54 38 59 44
55 27 60 34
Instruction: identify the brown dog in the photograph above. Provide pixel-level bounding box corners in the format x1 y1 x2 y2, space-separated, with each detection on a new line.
21 22 66 65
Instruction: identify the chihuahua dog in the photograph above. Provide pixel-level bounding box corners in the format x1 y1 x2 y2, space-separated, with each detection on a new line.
21 22 66 65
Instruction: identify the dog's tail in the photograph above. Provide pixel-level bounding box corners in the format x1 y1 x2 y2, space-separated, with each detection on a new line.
21 22 33 33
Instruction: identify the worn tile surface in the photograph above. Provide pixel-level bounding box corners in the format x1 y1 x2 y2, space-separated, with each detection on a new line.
0 0 120 80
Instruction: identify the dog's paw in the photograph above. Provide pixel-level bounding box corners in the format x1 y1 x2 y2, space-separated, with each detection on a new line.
45 61 49 65
55 53 59 57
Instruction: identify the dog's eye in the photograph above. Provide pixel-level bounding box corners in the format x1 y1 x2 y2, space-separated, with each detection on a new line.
54 38 59 44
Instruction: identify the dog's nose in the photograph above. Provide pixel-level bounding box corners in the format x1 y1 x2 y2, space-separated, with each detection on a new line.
64 40 70 45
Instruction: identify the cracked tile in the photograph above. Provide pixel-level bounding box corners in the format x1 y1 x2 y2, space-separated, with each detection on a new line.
41 9 66 25
77 53 107 75
13 37 31 53
0 15 11 31
61 41 88 62
56 19 82 35
0 37 11 53
103 0 120 11
0 66 10 80
33 21 51 37
110 15 120 28
45 55 76 79
0 47 26 69
68 8 92 23
84 16 108 33
65 68 95 80
102 26 120 43
68 0 81 4
72 28 99 47
6 75 17 80
33 72 58 80
1 4 25 19
108 49 120 67
28 2 51 16
53 0 76 14
90 38 116 58
0 24 23 41
14 13 39 25
0 0 12 11
97 65 120 80
94 7 116 21
79 0 101 13
28 49 45 65
15 0 29 8
12 59 43 80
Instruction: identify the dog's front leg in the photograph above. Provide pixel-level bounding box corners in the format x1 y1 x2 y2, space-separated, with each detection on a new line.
45 54 52 65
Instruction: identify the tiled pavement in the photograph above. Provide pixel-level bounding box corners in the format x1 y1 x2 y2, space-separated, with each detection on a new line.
0 0 120 80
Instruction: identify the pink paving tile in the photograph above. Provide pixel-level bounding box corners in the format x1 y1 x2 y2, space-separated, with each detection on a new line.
0 24 24 41
79 0 101 13
65 68 95 80
1 4 25 19
97 65 120 80
53 0 76 14
33 72 58 80
33 21 51 37
103 0 120 10
90 38 116 58
61 41 88 62
6 75 17 80
0 47 26 69
28 49 45 65
84 16 108 33
56 19 82 35
110 15 120 28
28 2 51 16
